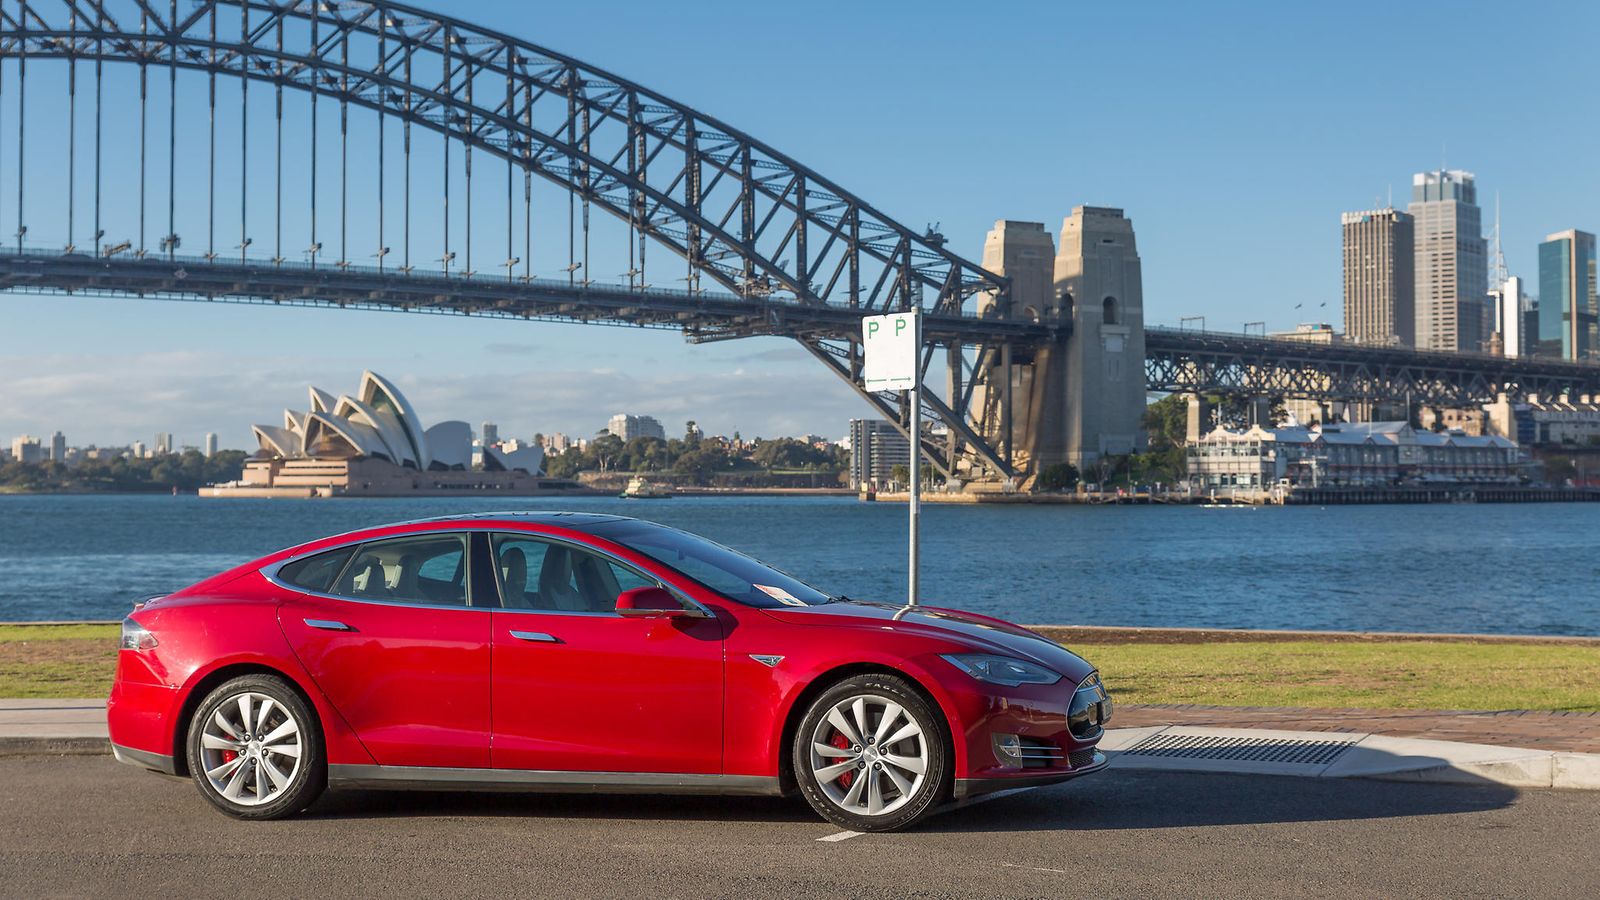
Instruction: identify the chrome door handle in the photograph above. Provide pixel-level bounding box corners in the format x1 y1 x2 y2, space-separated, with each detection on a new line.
304 618 355 632
509 630 560 643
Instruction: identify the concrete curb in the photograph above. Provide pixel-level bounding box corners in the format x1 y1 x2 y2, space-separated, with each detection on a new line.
1100 725 1600 790
0 736 110 757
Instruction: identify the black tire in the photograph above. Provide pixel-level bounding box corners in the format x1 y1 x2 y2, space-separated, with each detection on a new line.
792 673 950 832
185 674 326 820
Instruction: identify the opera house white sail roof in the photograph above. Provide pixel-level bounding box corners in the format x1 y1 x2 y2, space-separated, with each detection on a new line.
251 371 543 474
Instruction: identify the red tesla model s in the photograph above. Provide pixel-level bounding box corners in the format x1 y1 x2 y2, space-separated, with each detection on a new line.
108 512 1112 832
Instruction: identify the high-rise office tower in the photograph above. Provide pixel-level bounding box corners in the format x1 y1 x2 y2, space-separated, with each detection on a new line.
154 432 173 455
481 422 499 445
203 433 219 458
1537 229 1598 360
1341 208 1415 345
1488 275 1531 358
49 431 67 462
1409 170 1488 352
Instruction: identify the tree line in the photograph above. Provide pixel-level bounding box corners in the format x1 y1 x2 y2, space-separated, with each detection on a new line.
0 450 250 492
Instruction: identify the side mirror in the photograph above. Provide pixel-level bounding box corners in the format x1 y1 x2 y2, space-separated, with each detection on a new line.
615 586 704 618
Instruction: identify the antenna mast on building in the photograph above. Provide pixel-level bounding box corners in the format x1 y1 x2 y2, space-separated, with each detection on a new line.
1489 192 1508 292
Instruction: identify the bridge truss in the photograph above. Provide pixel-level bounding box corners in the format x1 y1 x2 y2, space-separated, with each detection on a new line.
1146 327 1600 408
0 0 1042 479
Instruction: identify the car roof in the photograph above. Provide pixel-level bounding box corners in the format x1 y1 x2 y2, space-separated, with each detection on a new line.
381 511 636 533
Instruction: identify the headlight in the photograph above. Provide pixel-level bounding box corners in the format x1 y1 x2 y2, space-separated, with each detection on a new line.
119 618 158 651
940 653 1061 687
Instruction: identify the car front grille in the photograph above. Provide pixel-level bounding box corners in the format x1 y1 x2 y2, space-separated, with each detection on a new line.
1068 748 1098 769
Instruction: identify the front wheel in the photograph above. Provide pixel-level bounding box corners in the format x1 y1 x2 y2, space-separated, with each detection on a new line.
185 674 326 820
792 673 949 832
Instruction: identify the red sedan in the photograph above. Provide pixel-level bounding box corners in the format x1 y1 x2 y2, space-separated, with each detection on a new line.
108 513 1112 832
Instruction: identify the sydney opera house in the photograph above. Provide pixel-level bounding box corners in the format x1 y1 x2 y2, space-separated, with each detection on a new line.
204 371 582 498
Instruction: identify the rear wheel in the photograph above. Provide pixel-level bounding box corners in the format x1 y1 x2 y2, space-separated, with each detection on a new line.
792 673 949 832
185 674 325 820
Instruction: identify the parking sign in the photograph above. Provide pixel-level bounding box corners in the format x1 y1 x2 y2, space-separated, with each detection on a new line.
861 310 920 392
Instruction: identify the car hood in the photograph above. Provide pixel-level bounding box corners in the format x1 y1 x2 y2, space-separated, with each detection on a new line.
760 600 1096 683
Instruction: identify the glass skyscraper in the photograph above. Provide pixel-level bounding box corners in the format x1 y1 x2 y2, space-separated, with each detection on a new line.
1538 229 1598 360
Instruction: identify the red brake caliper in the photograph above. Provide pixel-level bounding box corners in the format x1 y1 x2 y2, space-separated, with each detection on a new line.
832 731 853 789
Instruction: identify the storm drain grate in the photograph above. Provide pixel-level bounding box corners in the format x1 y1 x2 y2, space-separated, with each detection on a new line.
1124 733 1356 766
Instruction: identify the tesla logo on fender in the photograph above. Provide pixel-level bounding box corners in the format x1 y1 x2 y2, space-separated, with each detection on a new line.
749 654 784 668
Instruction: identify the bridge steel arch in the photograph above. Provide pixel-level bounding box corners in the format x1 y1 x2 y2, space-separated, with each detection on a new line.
0 0 1041 480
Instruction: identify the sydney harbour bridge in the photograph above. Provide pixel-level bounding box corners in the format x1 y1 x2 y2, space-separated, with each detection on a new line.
3 1 1599 487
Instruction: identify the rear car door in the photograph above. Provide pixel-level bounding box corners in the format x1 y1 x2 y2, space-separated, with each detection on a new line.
488 532 725 774
275 531 492 769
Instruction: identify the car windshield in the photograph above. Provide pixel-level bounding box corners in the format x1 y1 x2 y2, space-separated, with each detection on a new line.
586 520 833 608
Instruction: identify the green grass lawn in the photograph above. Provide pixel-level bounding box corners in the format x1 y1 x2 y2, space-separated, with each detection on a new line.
1074 640 1600 712
3 624 1598 711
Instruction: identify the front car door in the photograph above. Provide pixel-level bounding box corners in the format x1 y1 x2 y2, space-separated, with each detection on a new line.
488 532 724 774
274 530 492 769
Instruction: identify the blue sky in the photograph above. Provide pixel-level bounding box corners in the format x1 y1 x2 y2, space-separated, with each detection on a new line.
3 0 1597 449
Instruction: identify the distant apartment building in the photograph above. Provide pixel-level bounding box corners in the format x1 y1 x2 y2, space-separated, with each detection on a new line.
1488 274 1535 357
1409 170 1488 352
1188 421 1518 491
606 414 666 442
481 422 500 445
1342 208 1414 345
49 431 67 462
1536 230 1597 360
10 435 42 464
848 418 910 489
203 433 219 458
1486 393 1600 447
154 432 173 456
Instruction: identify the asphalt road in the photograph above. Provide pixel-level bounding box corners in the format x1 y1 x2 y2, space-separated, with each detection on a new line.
2 755 1596 899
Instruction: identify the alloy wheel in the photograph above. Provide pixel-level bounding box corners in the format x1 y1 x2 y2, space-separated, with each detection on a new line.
807 694 928 817
198 691 304 807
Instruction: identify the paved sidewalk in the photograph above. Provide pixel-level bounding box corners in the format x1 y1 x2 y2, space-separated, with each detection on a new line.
1116 703 1600 753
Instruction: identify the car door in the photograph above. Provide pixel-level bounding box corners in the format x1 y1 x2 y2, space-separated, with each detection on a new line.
275 531 492 769
488 532 724 774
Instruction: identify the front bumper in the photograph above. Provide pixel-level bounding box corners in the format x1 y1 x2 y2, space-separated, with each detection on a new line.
952 749 1108 799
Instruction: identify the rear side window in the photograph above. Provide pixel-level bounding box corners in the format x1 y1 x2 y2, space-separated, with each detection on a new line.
332 533 470 607
276 548 354 593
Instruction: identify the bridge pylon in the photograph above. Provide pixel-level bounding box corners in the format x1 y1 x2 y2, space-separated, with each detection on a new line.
974 208 1148 487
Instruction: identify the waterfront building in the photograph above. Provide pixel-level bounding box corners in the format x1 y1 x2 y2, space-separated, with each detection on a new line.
606 413 666 442
1486 393 1600 447
208 371 574 498
848 418 910 490
1409 170 1489 353
49 431 67 462
203 433 218 458
1342 208 1415 346
1536 230 1598 360
10 435 42 464
1187 421 1519 492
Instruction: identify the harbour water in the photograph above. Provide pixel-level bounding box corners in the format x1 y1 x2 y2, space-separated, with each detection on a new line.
2 493 1596 635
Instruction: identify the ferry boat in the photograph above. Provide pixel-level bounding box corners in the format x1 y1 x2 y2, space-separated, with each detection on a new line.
620 476 673 499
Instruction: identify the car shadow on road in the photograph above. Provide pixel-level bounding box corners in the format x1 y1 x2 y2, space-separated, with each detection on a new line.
303 788 819 825
918 766 1522 834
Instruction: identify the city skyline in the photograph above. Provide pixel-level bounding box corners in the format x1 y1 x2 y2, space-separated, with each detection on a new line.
2 0 1597 446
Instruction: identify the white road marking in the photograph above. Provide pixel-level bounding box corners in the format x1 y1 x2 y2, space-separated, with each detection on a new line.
816 830 863 842
1000 862 1071 875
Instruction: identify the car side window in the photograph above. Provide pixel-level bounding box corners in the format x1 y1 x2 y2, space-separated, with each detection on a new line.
490 534 672 613
331 533 470 607
275 547 354 593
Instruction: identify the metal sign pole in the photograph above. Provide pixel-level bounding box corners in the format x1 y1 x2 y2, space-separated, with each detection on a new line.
907 308 921 606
